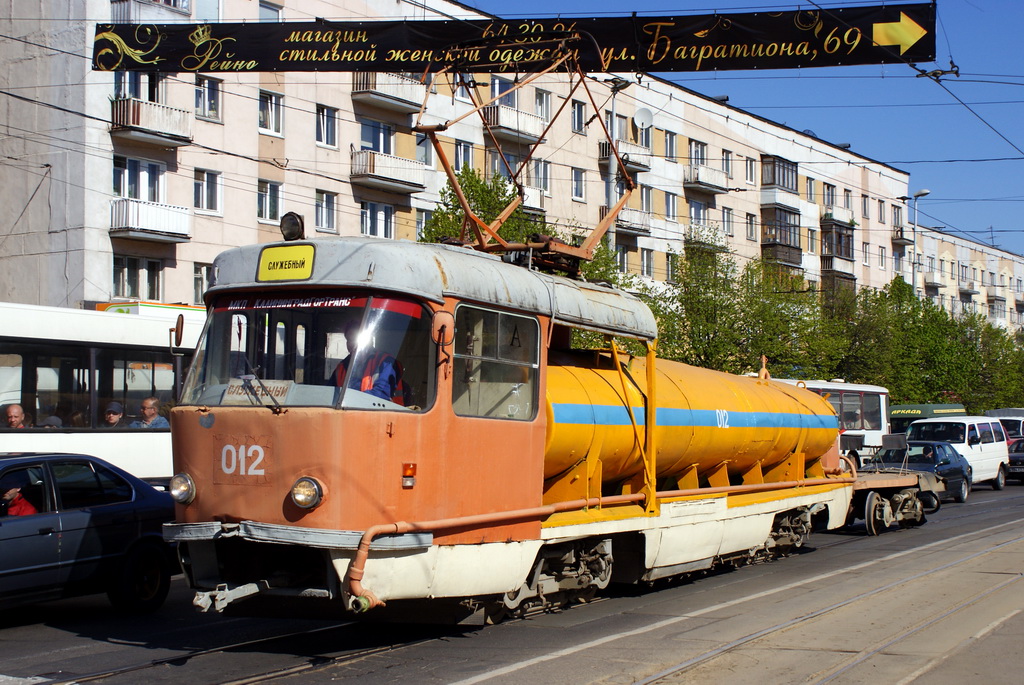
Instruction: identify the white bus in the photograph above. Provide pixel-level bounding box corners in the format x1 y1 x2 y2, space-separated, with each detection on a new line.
1 301 202 484
775 378 890 457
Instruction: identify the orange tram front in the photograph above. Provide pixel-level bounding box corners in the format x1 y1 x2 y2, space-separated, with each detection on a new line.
165 237 853 620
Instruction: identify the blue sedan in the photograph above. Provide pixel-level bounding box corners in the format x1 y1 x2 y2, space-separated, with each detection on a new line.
0 453 175 612
863 440 973 504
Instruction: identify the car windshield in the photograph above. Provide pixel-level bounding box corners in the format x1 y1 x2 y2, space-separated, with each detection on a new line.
907 421 965 443
181 291 436 411
872 445 936 465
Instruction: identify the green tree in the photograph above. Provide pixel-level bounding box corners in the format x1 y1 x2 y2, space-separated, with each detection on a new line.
420 166 541 246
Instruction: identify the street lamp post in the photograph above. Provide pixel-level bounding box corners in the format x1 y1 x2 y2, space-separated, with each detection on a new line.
898 188 930 294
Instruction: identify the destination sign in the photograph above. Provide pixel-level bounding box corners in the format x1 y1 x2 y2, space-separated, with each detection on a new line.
93 4 934 74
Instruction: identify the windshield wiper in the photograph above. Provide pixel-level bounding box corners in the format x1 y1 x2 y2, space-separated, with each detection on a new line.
238 356 284 414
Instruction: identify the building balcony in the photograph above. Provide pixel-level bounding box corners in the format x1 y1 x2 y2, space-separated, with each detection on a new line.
760 241 803 268
1015 289 1024 304
987 285 1005 301
760 187 800 210
599 205 651 235
923 271 946 287
598 140 651 173
110 98 192 147
820 255 856 276
959 278 980 294
521 185 546 214
820 205 854 226
350 150 427 193
681 164 729 194
891 225 914 246
684 223 729 251
110 0 190 22
481 105 547 144
110 198 191 243
351 72 428 114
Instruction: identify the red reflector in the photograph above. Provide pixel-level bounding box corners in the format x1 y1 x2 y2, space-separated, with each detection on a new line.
402 463 417 477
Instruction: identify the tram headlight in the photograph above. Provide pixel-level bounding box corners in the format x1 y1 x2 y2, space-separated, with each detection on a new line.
291 477 323 509
169 473 196 504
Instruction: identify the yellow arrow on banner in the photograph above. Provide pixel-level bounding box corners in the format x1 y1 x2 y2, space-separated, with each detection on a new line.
873 12 927 55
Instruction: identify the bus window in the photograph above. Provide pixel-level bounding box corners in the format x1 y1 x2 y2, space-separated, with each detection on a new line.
862 393 882 430
840 392 863 430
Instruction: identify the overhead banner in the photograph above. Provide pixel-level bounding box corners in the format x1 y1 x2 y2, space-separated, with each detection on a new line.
93 4 934 74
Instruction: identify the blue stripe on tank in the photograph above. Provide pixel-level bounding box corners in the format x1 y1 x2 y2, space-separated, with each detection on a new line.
551 403 839 431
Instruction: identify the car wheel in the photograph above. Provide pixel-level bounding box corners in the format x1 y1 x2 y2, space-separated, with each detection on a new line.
919 491 941 514
107 541 172 613
953 477 969 504
992 466 1006 491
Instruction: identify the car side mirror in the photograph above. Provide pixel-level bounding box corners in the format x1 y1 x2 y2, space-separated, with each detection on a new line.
938 457 950 466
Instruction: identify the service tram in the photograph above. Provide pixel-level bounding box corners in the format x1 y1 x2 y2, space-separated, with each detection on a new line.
166 236 856 620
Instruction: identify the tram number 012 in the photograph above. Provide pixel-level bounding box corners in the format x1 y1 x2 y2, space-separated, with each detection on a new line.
221 444 266 476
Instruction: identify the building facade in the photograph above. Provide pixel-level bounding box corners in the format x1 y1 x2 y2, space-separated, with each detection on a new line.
1 0 1022 330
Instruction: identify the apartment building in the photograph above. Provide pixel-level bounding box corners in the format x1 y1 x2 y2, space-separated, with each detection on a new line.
1 0 1021 330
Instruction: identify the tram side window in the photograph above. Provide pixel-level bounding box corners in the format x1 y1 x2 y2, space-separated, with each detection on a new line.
452 306 538 421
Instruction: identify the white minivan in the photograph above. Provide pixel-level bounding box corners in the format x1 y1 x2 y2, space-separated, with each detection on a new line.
907 416 1010 489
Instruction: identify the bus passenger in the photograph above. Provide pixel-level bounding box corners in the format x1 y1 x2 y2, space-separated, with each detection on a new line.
38 416 62 428
103 402 127 428
330 319 408 405
6 404 26 429
130 397 170 429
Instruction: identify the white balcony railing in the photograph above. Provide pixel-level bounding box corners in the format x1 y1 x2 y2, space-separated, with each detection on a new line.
350 150 427 193
521 185 546 211
110 198 191 242
111 0 190 22
481 105 547 141
681 164 729 193
821 204 854 225
110 98 192 145
598 140 652 170
351 73 427 113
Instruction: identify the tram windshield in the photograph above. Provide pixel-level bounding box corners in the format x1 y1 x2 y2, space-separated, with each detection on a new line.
181 291 435 411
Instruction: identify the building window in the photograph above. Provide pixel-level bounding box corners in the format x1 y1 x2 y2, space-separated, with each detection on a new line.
689 199 707 226
641 248 654 277
640 185 653 212
746 213 757 241
315 190 336 233
806 177 816 202
823 183 836 206
862 195 870 219
454 140 473 170
892 205 904 226
606 112 628 141
258 90 283 134
257 179 281 221
115 72 162 102
571 100 586 133
193 263 212 305
535 89 551 120
195 75 220 120
762 207 800 247
761 156 798 192
666 253 678 283
195 0 220 22
316 104 337 146
361 201 394 239
615 245 628 273
688 140 708 165
416 133 433 166
808 228 817 254
844 188 852 209
722 150 733 177
637 125 651 148
533 159 550 192
665 192 678 221
722 207 734 236
491 76 516 108
878 200 886 223
571 168 585 201
193 168 220 213
665 131 677 162
862 242 870 265
879 246 886 268
745 156 756 183
259 1 281 21
113 156 162 202
359 119 393 154
113 256 161 300
453 72 473 101
416 209 432 241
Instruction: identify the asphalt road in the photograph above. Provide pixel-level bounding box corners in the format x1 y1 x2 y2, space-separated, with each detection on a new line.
2 486 1022 685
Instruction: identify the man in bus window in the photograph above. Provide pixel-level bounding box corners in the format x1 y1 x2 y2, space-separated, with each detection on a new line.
5 404 26 429
103 401 127 428
130 397 170 429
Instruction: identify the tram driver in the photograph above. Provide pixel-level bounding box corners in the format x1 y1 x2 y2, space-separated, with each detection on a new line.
329 318 408 405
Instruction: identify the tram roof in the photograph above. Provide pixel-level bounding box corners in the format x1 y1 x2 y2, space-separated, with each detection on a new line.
210 237 658 340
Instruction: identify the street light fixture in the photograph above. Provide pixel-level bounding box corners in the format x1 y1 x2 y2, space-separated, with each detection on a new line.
898 189 931 293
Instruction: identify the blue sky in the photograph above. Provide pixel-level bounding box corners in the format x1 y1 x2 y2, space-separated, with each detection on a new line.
461 1 1024 255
